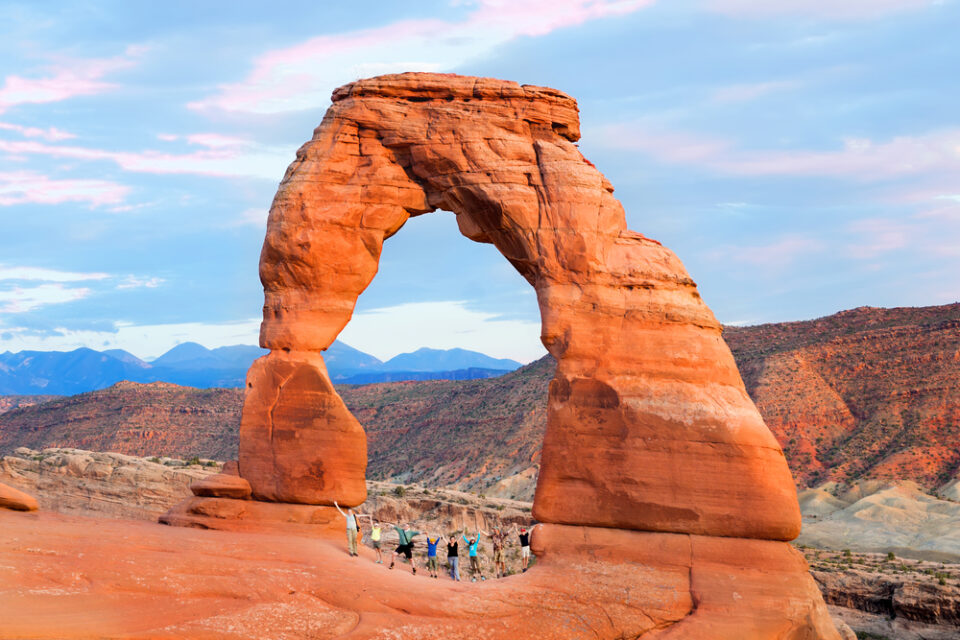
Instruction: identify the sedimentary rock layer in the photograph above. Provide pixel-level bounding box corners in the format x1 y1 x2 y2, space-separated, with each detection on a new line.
241 72 800 540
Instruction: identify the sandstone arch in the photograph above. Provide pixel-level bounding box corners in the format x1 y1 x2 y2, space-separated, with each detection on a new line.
238 73 801 541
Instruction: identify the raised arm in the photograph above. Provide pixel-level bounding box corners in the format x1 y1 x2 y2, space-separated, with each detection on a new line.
333 500 345 518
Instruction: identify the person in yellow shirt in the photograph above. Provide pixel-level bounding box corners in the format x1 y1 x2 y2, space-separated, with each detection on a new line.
370 520 384 564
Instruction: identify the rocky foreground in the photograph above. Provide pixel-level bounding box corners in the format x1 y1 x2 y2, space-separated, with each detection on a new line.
3 447 960 639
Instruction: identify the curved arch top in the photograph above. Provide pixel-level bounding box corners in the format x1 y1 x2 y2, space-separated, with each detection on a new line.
238 73 801 540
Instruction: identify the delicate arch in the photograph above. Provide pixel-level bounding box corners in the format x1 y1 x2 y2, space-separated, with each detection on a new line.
238 73 801 540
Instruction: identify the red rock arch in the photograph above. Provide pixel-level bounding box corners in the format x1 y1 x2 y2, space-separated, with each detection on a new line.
238 73 800 540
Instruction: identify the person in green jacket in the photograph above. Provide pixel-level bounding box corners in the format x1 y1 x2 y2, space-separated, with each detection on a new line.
387 523 420 574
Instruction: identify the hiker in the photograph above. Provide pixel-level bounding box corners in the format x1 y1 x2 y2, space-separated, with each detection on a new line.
462 528 486 581
333 501 361 557
388 523 420 574
424 532 444 578
370 519 384 564
490 526 508 578
446 533 461 581
514 523 538 572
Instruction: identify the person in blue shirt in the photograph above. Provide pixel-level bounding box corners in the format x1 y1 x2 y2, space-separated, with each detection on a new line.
424 532 445 578
462 528 487 582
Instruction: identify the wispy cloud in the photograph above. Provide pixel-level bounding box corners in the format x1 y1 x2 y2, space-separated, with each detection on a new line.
0 46 144 113
116 276 164 290
0 121 75 141
704 0 937 20
596 125 960 182
0 171 129 207
0 318 263 360
0 265 109 282
710 234 825 269
339 300 545 363
846 218 911 259
711 80 799 103
0 138 290 181
190 0 655 114
0 283 92 313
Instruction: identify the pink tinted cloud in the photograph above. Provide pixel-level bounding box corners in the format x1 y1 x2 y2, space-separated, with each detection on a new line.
719 234 825 268
0 46 143 113
705 0 936 20
599 124 960 182
191 1 655 114
0 121 75 141
0 283 92 313
0 171 129 207
846 218 911 259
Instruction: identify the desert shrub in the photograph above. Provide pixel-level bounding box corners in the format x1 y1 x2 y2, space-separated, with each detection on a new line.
185 456 201 466
886 551 896 561
393 485 406 498
148 457 161 464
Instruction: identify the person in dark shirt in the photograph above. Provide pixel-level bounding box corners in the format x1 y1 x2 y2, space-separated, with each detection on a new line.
446 534 461 581
515 523 538 572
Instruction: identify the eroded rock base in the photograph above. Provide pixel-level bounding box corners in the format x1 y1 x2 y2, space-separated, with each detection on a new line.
159 495 342 537
151 506 836 638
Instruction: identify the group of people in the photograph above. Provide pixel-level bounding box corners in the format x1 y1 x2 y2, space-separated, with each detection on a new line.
335 502 537 581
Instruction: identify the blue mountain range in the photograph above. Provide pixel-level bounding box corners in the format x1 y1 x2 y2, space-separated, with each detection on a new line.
0 342 522 395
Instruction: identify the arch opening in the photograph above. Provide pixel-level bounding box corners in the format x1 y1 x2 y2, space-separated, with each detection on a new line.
237 73 802 541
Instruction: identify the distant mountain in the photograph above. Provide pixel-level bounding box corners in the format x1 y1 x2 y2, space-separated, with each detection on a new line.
381 347 522 372
0 348 152 395
2 303 958 502
338 367 512 385
0 342 523 394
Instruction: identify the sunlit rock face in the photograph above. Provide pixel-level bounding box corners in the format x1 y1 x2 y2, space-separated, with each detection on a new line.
242 72 799 540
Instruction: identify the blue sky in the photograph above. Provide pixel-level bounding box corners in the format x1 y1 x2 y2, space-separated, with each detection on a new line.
0 0 957 362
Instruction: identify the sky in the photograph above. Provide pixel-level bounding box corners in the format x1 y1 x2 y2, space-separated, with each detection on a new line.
0 0 957 362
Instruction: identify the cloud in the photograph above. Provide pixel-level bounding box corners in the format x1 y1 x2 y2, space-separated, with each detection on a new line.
0 265 109 282
0 46 144 113
0 121 75 141
0 318 263 360
0 171 130 207
703 0 937 20
0 138 291 181
190 0 655 114
711 80 798 104
116 276 164 290
596 125 960 182
846 218 910 259
710 234 825 269
339 300 545 363
228 207 268 227
0 283 92 313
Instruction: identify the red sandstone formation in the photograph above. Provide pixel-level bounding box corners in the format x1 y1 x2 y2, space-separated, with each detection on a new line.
240 72 799 540
190 473 252 499
0 481 38 511
160 72 837 638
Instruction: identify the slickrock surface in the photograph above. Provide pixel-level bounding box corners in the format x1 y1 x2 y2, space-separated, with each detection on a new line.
0 447 217 520
242 72 801 542
0 509 837 640
0 480 37 511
